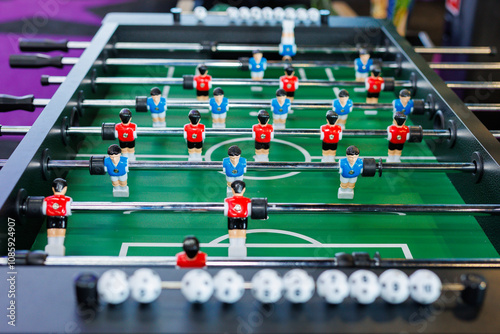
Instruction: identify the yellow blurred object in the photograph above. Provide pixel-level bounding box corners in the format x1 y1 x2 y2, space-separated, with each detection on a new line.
370 0 414 36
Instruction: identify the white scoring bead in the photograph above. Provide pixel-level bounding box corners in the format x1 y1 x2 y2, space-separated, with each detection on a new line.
97 269 130 305
181 269 214 303
226 7 239 21
273 7 285 22
296 8 308 23
251 269 283 303
283 269 315 303
262 7 274 22
316 270 350 304
250 7 262 21
213 269 245 304
284 7 296 21
239 6 251 21
348 270 380 304
307 8 320 23
409 269 442 305
129 268 162 304
379 269 410 304
193 6 207 22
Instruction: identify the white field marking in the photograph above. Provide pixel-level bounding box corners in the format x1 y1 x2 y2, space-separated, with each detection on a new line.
119 228 413 259
208 229 321 245
325 67 340 98
162 66 175 98
204 137 311 180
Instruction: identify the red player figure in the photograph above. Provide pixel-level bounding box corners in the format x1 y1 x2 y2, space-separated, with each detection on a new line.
114 108 137 161
387 112 410 163
252 110 274 162
193 64 212 101
184 109 205 162
320 110 342 162
42 178 72 256
176 236 207 268
279 66 299 102
365 67 385 105
224 181 252 258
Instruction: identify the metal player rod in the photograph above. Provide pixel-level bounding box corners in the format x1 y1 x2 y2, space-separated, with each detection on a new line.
0 160 476 173
4 95 500 113
45 160 478 173
3 256 500 268
14 54 500 70
18 38 497 55
40 75 412 88
0 126 450 138
41 75 500 90
66 202 500 214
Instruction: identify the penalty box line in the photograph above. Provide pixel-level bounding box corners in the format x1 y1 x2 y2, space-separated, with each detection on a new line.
119 242 413 259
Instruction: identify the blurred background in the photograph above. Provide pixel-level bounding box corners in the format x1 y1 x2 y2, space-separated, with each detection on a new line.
0 0 499 144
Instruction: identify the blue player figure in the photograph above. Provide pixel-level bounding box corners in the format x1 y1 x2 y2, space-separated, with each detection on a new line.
271 88 291 130
393 89 414 116
354 48 373 82
222 145 247 197
147 87 166 128
249 49 267 80
279 19 296 61
332 89 354 129
104 144 129 197
209 87 229 129
338 145 363 200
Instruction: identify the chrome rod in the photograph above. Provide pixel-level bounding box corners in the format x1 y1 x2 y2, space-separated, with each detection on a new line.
43 160 476 173
29 39 495 55
68 201 500 214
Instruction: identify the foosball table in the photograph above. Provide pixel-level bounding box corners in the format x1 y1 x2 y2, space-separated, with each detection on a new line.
1 10 500 333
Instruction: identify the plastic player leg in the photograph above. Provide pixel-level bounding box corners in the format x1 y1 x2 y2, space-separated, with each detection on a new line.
159 121 166 127
113 186 129 197
364 110 378 115
226 187 233 197
251 86 263 92
338 187 354 199
128 153 136 162
45 243 65 256
228 238 247 258
188 153 196 161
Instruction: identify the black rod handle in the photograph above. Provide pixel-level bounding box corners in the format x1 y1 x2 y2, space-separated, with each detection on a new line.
19 38 69 52
0 94 35 112
10 54 64 68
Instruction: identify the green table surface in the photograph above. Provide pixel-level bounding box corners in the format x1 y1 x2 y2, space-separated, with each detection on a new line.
31 65 499 260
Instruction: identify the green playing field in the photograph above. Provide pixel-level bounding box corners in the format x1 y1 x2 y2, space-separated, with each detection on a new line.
31 64 499 259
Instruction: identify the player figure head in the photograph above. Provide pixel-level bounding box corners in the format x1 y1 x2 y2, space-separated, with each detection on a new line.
228 145 242 165
150 87 162 103
52 178 68 195
338 89 350 105
188 109 201 125
284 66 295 76
346 145 360 165
119 108 132 124
231 180 246 196
276 88 287 104
394 112 407 126
371 66 381 77
399 89 412 105
107 144 122 164
257 109 270 125
326 110 339 125
182 235 200 259
252 49 263 62
197 64 208 75
212 87 224 104
359 48 370 63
